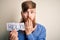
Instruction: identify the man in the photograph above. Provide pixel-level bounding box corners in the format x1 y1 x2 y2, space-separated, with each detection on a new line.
9 1 46 40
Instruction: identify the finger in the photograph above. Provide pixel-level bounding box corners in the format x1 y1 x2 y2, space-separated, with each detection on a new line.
10 35 16 40
10 29 17 34
29 19 33 28
28 18 29 26
10 33 17 40
30 20 33 28
13 29 16 31
25 20 28 27
10 30 18 38
13 29 18 35
28 19 30 26
12 29 18 36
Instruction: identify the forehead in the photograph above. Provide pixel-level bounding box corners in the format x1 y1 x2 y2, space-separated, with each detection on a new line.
27 8 36 11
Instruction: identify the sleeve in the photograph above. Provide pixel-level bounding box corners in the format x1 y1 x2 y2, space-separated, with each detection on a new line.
26 33 35 40
38 26 46 40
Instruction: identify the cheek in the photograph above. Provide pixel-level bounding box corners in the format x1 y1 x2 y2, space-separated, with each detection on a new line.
31 13 36 20
23 14 28 18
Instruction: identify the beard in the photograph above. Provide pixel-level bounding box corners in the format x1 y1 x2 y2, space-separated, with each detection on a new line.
20 17 36 28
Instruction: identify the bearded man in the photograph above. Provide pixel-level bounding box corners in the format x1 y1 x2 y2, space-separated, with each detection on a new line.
9 1 46 40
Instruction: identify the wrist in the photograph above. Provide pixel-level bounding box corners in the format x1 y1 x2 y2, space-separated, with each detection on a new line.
25 31 32 35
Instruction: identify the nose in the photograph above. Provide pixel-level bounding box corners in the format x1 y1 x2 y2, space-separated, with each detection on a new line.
27 12 31 18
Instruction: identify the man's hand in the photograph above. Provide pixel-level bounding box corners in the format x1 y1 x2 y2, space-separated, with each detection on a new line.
25 19 36 35
9 29 18 40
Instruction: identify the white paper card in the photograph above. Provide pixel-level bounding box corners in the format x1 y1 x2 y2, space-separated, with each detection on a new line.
7 23 25 31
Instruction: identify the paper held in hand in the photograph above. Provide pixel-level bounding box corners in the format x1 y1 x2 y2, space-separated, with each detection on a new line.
7 23 25 31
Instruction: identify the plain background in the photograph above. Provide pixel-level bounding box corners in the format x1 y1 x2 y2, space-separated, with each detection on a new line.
0 0 60 40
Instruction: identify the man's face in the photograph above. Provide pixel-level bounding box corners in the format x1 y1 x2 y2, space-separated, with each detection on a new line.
21 8 36 22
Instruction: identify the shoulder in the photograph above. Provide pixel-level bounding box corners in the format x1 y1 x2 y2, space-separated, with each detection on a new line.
36 23 46 32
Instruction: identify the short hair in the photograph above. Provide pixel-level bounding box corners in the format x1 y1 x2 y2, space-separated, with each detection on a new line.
21 1 36 12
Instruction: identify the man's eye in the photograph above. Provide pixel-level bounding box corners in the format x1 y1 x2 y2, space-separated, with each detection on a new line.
31 11 35 14
31 11 34 13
